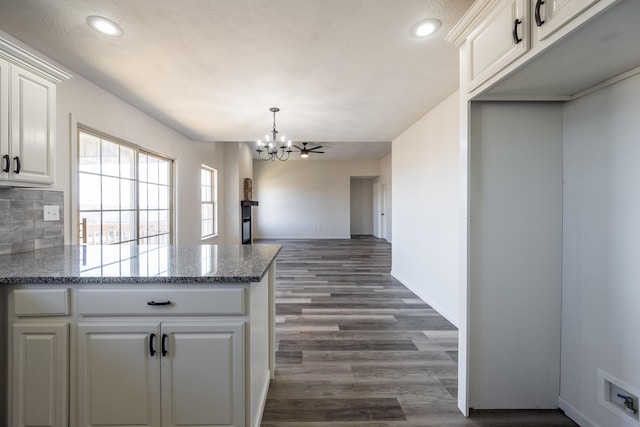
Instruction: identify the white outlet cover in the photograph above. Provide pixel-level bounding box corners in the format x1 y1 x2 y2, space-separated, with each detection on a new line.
44 205 60 221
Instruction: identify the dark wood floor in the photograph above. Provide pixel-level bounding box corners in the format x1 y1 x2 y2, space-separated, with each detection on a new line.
259 236 577 427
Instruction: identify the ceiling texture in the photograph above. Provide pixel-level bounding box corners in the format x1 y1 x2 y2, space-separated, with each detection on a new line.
0 0 473 160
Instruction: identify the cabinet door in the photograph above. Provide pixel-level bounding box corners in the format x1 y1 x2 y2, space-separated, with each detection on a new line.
161 322 245 427
12 322 68 427
77 322 161 427
0 58 8 182
534 0 599 40
9 66 55 184
467 0 530 92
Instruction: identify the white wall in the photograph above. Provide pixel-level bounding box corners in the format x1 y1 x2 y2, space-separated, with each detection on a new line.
350 178 374 235
239 142 254 191
560 73 640 427
0 30 229 246
223 142 254 244
253 159 379 239
59 74 228 245
391 91 460 325
174 140 226 244
468 101 563 409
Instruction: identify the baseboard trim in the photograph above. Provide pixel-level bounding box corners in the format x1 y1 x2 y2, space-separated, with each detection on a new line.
253 370 271 427
391 270 459 328
254 235 349 240
558 396 599 427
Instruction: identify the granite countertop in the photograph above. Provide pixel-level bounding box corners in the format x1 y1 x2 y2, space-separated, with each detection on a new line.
0 244 281 284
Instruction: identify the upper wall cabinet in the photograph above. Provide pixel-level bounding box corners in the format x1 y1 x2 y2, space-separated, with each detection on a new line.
0 37 71 187
466 0 530 92
448 0 625 99
533 0 600 41
8 66 55 184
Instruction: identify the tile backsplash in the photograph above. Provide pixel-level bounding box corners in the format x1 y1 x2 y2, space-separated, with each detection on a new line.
0 188 64 255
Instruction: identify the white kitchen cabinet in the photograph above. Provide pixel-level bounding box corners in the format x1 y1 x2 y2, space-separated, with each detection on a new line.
533 0 599 41
0 37 70 186
161 322 245 427
5 264 275 427
8 66 56 184
77 322 161 427
451 0 616 97
77 321 245 427
12 322 69 427
0 58 8 181
466 0 530 92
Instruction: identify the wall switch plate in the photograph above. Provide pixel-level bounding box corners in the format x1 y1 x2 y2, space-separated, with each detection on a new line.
44 205 60 221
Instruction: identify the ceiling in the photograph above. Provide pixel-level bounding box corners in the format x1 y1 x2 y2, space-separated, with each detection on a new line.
0 0 472 160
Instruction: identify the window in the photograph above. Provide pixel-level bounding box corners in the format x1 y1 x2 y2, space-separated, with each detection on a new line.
77 128 173 245
201 166 217 238
139 153 172 245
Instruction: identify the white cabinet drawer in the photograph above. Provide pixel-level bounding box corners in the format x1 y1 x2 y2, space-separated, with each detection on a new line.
78 288 245 316
14 288 70 316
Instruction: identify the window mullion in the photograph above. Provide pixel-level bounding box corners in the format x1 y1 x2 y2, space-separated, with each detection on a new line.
135 148 140 243
99 137 104 245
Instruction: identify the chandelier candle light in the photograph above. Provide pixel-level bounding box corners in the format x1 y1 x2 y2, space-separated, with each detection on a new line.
256 107 293 161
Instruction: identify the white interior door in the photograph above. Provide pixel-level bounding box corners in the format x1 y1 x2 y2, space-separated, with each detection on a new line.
380 183 387 241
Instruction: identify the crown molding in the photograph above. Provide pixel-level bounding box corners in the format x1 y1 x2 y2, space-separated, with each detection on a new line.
0 37 72 83
445 0 504 47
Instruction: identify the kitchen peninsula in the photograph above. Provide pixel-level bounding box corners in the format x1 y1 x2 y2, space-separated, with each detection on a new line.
0 243 281 427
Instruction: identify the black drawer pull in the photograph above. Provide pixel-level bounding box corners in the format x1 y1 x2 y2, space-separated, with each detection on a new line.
147 300 172 306
14 156 20 174
149 333 156 356
535 0 545 27
2 155 9 173
512 19 522 44
161 333 169 357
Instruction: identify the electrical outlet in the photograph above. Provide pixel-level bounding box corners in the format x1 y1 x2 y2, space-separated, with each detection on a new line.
44 205 60 221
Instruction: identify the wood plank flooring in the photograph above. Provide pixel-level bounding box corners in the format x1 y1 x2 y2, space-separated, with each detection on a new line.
259 236 577 426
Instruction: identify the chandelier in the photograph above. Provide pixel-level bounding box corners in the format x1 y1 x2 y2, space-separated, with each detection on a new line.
256 107 293 161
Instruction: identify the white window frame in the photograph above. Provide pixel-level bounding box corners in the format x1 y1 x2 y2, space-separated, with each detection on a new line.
75 126 174 245
201 165 218 239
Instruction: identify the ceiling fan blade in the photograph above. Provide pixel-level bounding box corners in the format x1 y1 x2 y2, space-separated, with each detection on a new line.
292 145 304 151
308 145 323 151
313 151 325 154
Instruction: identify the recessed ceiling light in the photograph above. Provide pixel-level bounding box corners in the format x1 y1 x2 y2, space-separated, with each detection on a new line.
410 18 441 39
86 15 123 37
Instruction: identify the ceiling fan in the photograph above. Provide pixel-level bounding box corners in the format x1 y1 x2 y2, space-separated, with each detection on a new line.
292 142 325 158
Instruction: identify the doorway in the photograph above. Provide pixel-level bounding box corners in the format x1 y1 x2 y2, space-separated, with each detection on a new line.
350 177 375 237
379 183 387 241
